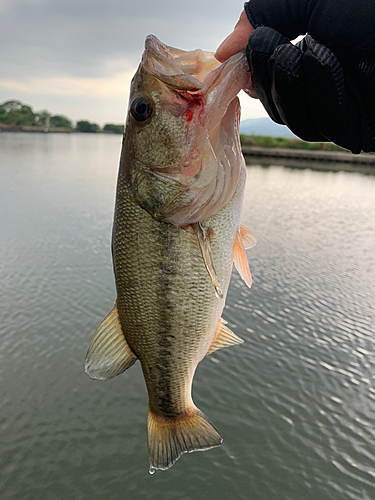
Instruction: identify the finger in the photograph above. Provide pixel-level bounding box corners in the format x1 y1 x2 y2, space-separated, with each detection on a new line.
215 10 254 63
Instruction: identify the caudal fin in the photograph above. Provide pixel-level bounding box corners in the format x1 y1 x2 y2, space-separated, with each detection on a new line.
147 406 223 473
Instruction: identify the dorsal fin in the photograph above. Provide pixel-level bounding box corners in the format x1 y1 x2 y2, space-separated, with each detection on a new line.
206 318 244 356
193 222 223 299
233 226 255 288
85 302 137 381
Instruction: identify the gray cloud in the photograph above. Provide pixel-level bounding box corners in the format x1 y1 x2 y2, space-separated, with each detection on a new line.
0 0 266 125
1 0 244 79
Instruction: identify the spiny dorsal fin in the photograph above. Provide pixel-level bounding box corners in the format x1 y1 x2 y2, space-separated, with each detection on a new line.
233 227 253 288
85 302 137 381
193 222 223 299
240 224 257 249
206 318 244 356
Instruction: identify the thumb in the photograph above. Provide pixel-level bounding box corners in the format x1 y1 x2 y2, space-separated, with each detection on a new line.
215 10 254 62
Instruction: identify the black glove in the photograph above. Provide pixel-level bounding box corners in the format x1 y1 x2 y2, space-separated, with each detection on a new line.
244 0 375 154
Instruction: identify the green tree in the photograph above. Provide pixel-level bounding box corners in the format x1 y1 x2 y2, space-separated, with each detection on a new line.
0 105 7 124
1 100 36 126
103 123 124 134
8 105 35 126
2 100 23 113
76 120 99 133
35 110 51 128
240 134 348 152
50 115 72 129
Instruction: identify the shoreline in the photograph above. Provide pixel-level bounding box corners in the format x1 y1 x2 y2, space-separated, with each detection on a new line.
0 125 121 134
0 124 74 133
2 128 374 174
242 146 375 175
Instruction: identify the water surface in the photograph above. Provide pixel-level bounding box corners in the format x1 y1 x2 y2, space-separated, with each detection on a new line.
1 132 375 499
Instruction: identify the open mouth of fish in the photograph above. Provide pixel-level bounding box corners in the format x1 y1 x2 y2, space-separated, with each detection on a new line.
127 35 252 227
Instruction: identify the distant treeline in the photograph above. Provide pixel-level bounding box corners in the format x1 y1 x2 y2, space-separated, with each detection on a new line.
0 100 352 149
0 100 124 134
240 134 348 152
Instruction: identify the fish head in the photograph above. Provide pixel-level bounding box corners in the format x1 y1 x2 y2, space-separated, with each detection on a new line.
122 35 251 225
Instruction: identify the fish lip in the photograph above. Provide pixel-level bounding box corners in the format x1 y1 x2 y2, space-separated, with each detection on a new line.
141 35 249 111
144 34 170 55
142 34 219 91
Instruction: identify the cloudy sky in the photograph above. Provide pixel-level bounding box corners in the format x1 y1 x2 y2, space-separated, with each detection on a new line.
0 0 267 126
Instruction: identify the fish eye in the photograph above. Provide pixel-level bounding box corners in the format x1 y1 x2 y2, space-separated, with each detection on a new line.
130 96 153 122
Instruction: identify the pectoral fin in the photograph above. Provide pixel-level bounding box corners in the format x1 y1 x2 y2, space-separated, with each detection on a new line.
85 302 137 381
240 224 257 249
193 222 223 299
233 225 255 288
206 318 244 356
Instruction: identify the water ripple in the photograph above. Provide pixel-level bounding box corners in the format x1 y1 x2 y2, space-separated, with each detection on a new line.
1 135 375 499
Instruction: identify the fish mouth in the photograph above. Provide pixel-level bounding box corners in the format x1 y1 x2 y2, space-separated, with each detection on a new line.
142 35 222 92
142 34 251 160
142 35 250 108
133 35 251 226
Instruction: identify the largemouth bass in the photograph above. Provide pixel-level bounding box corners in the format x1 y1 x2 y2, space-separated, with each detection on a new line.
85 35 256 473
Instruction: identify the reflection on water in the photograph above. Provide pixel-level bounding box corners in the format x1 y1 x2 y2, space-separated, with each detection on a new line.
1 133 375 499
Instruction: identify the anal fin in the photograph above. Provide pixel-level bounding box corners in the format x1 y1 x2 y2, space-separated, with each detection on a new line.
206 318 244 356
233 225 256 288
85 302 137 381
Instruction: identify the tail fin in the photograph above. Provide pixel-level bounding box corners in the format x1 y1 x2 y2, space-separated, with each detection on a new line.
147 406 223 473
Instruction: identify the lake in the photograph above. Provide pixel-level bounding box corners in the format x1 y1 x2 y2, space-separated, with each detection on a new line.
1 132 375 499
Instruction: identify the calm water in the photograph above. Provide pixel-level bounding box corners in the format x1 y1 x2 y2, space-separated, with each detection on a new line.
1 132 375 500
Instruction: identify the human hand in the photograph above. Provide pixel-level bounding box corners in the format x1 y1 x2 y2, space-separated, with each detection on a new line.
245 26 375 153
215 1 375 153
215 11 253 63
215 11 257 98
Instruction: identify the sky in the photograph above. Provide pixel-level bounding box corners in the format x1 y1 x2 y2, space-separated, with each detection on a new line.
0 0 268 126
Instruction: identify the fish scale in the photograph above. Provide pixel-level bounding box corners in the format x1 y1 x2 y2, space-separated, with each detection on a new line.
113 167 243 416
84 34 255 473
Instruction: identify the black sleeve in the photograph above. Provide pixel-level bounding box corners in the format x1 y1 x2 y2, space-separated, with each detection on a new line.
244 0 375 152
244 0 375 54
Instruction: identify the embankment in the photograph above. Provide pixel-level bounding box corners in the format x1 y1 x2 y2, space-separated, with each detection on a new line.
242 146 375 175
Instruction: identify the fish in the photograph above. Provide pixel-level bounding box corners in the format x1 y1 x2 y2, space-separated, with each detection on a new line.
84 35 256 473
